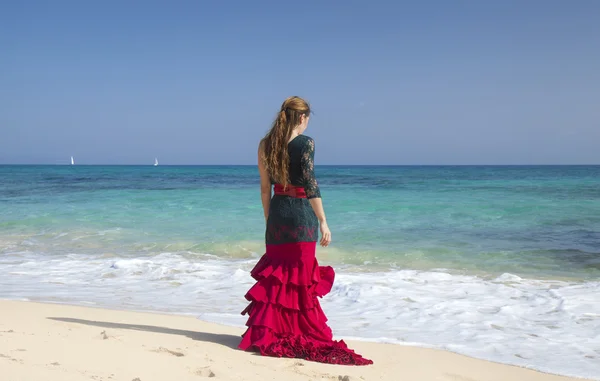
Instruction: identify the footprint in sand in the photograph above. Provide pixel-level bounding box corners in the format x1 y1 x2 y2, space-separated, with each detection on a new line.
334 376 365 381
152 347 185 357
194 367 216 378
97 330 123 341
0 353 24 364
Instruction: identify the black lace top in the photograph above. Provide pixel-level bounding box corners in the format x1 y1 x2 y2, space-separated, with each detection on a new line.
266 135 321 245
278 135 321 199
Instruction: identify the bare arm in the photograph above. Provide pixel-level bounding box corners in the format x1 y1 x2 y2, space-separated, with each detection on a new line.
309 197 327 224
258 142 271 222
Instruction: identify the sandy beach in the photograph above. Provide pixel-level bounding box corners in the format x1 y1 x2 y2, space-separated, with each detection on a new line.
0 300 589 381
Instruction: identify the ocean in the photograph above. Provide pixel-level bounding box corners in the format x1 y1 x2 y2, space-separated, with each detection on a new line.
1 165 599 379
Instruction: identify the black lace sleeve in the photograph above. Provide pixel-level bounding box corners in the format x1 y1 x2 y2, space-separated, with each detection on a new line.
300 137 321 199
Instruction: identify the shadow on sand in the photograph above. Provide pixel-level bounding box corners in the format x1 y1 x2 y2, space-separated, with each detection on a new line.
47 317 241 350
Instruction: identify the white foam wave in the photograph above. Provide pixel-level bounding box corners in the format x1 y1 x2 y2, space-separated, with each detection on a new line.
0 252 598 379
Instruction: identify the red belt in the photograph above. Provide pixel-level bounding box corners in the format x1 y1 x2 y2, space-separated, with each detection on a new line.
273 184 307 198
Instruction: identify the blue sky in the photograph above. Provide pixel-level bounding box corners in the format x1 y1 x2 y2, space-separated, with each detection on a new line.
1 0 599 165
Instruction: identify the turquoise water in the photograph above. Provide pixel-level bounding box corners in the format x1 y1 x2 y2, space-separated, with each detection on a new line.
1 165 599 379
1 165 599 278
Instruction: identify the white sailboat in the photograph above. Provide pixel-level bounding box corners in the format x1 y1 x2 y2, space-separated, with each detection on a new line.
70 156 75 165
154 158 159 166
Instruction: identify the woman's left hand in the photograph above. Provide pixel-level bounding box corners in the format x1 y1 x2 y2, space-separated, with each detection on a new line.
320 222 331 247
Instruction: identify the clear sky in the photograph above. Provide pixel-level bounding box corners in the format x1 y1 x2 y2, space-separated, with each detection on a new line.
1 0 599 165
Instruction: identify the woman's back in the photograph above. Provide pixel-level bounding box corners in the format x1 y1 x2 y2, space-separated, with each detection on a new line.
282 135 320 199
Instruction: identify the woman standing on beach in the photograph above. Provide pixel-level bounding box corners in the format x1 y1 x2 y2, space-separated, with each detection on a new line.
238 96 373 365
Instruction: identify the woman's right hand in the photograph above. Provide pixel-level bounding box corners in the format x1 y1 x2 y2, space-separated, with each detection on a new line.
319 221 331 247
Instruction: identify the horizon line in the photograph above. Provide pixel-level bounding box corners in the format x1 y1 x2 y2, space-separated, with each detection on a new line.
1 163 599 167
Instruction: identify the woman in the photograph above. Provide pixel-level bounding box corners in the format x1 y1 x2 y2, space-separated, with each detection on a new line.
238 96 373 365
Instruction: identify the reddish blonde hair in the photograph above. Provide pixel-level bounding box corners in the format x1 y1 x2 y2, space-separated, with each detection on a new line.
260 96 311 187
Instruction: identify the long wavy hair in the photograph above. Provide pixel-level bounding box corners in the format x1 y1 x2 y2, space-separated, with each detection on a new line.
260 96 311 187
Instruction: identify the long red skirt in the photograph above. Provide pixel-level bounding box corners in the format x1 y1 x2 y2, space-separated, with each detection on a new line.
238 241 373 365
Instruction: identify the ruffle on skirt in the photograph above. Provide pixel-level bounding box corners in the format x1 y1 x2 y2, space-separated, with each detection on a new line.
239 242 373 366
